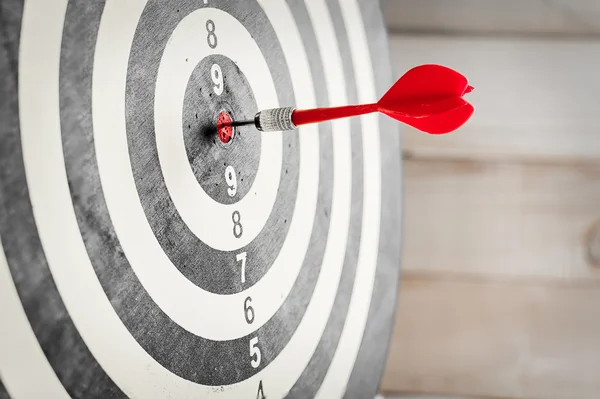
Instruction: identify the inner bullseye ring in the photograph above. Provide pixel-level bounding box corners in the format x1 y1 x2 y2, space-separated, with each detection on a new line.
155 8 284 251
106 6 318 341
217 111 233 143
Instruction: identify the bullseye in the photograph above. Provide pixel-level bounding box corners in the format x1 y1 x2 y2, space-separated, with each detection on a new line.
217 110 234 143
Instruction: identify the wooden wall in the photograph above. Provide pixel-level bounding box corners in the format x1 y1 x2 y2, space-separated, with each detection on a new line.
382 0 600 37
379 30 600 399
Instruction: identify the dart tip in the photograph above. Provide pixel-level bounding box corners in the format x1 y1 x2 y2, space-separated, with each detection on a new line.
464 85 474 94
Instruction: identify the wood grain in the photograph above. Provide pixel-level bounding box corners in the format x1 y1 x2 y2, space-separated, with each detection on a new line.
382 0 600 37
388 35 600 162
381 275 600 399
381 30 600 398
402 158 600 280
386 154 600 398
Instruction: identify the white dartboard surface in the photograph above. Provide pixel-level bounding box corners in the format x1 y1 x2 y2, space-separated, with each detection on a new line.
0 0 403 398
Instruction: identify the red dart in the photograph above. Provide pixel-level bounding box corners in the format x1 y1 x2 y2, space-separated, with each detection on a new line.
218 64 474 141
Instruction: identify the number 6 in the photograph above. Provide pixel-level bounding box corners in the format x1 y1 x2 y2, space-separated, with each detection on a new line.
244 296 254 324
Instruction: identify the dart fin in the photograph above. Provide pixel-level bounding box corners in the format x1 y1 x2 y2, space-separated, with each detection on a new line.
390 100 474 134
377 64 474 134
379 64 471 105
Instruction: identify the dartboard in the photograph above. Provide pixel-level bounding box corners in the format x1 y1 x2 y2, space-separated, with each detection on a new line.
0 0 402 397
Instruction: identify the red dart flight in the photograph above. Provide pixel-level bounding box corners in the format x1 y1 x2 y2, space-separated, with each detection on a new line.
291 64 474 134
218 64 474 142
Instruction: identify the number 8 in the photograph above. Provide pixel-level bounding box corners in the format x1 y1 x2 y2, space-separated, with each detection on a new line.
206 19 217 48
232 211 243 238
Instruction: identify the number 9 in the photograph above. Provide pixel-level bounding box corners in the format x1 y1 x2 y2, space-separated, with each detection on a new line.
225 165 237 197
211 63 223 95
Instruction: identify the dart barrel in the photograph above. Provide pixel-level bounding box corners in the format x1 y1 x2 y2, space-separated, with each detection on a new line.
255 107 297 132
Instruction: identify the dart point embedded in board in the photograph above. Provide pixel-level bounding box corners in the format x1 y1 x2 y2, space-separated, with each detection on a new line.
221 64 474 137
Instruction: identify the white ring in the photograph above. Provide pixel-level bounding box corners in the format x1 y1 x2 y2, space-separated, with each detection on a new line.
316 0 382 396
0 239 70 399
8 0 366 398
91 6 319 340
155 8 281 251
14 0 334 395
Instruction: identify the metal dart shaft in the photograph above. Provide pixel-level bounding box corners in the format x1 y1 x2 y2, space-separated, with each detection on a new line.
224 107 297 132
252 107 297 132
228 120 255 127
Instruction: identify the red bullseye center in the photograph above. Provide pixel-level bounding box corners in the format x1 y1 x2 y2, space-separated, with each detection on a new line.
217 111 233 143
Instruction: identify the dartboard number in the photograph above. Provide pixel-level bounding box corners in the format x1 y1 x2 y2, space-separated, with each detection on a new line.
244 296 255 324
211 64 224 96
249 337 261 368
232 210 243 238
225 165 236 196
206 19 217 49
237 251 247 283
256 380 266 399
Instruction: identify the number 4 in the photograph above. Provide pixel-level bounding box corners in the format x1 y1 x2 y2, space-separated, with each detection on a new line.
236 252 247 283
256 380 266 399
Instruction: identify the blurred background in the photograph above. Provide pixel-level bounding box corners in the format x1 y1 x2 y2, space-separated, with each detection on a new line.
378 1 600 398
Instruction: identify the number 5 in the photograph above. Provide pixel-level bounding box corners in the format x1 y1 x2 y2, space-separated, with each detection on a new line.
250 337 261 368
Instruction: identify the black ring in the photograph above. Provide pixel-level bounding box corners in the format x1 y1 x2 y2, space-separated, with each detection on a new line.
182 54 261 204
126 0 299 295
0 0 125 396
284 0 363 395
0 0 402 395
56 0 335 386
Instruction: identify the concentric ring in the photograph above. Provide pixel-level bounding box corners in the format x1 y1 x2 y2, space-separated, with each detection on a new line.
182 54 260 202
126 2 302 294
89 0 323 341
0 0 402 397
56 0 335 384
0 1 125 396
152 7 286 251
286 0 363 394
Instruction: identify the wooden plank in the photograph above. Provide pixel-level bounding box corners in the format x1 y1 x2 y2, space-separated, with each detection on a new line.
381 275 600 399
388 35 600 162
382 0 600 37
402 158 600 280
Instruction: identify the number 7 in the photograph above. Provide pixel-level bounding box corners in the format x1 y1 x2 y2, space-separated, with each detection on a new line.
237 252 247 283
